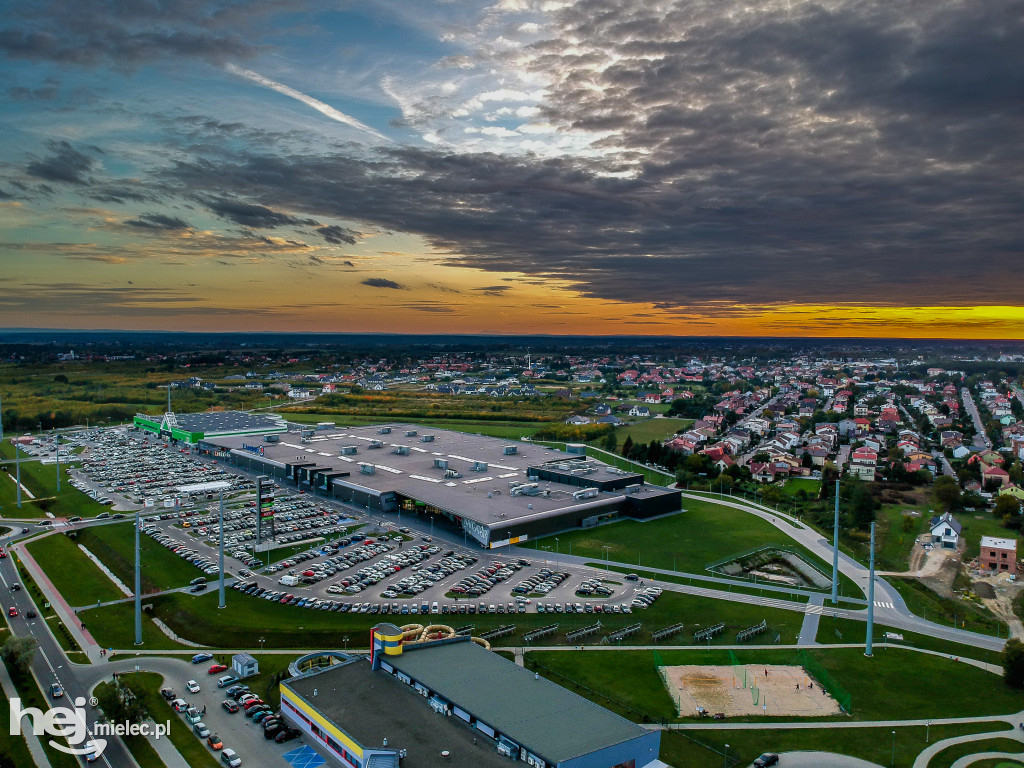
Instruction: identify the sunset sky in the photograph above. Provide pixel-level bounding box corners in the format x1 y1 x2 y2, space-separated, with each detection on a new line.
1 0 1021 338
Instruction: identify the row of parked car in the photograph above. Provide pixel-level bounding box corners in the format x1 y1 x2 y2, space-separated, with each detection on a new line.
141 525 222 576
575 578 615 597
449 558 528 597
512 567 570 595
377 551 476 598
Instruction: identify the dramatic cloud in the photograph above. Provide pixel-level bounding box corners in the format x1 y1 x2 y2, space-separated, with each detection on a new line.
124 213 193 231
0 0 297 67
316 225 360 245
361 277 405 290
25 140 97 185
205 198 315 228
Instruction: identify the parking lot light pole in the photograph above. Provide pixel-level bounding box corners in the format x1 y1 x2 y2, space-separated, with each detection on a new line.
602 545 611 570
724 744 729 768
55 433 60 493
14 443 22 508
134 507 142 646
218 489 226 609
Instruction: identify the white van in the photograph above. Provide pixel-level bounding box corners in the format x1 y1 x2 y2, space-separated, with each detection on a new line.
430 601 439 614
279 574 299 587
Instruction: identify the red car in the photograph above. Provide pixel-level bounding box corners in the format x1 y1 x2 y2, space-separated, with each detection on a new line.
0 548 7 559
208 664 228 674
242 698 265 711
7 607 16 617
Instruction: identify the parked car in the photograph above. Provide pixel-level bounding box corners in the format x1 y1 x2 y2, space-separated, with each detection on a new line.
220 748 242 767
754 754 780 768
192 653 213 663
160 688 176 701
207 733 223 750
193 721 211 739
208 664 228 674
221 700 239 714
186 680 200 693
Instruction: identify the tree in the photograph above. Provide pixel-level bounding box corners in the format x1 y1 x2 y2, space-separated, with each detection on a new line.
96 676 150 724
620 435 634 459
601 429 617 453
1003 638 1024 688
0 636 36 677
933 475 962 512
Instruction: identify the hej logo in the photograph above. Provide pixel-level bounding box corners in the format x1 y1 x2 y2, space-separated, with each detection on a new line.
10 696 106 758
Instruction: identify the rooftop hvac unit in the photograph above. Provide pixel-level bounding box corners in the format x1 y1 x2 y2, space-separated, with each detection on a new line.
625 483 641 493
263 434 280 443
405 430 418 437
433 458 449 470
472 461 488 472
421 435 435 443
368 441 383 449
360 463 376 475
573 488 599 500
503 445 518 455
393 445 410 455
316 422 334 431
378 427 392 434
510 482 540 497
301 429 314 438
445 468 462 479
340 445 358 455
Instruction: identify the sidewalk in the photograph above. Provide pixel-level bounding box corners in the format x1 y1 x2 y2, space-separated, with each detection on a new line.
14 537 103 663
0 659 52 768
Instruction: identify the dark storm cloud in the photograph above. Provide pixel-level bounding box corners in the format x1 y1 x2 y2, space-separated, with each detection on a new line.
205 198 316 228
361 277 405 290
95 0 1022 313
124 213 193 231
316 225 360 245
25 140 96 185
0 0 302 67
8 85 58 101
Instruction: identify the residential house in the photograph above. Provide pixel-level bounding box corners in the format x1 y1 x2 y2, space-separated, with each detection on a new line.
929 512 962 548
980 536 1018 573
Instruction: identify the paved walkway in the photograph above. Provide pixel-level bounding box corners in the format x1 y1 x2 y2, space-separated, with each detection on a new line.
78 543 131 595
951 751 1024 768
799 593 824 645
0 655 53 768
779 752 882 768
663 714 1021 731
14 538 104 662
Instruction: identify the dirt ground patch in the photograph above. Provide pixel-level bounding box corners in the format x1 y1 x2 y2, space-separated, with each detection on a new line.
659 664 842 717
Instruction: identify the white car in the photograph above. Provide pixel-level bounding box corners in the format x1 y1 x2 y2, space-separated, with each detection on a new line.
186 680 200 694
83 739 100 762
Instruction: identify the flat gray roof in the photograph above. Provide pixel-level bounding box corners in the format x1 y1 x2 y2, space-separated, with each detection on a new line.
207 422 673 531
389 641 649 764
284 657 511 768
176 411 285 434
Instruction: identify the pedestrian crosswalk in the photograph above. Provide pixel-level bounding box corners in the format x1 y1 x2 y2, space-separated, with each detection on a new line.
805 603 824 615
873 600 895 610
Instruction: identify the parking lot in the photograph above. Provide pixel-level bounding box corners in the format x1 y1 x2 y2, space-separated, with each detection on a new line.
68 427 666 616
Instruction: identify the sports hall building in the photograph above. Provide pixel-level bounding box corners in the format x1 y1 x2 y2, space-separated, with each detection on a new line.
197 423 682 548
279 623 665 768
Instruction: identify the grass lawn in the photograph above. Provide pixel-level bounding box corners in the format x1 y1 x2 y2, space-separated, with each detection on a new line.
0 459 109 519
874 504 930 571
527 646 1024 723
26 532 124 607
662 722 1011 768
76 522 206 593
815 613 1005 666
533 498 862 597
92 679 165 768
928 738 1024 768
114 672 220 768
80 601 188 650
44 615 83 655
781 477 822 497
82 587 809 650
887 576 1005 637
607 418 694 447
585 563 812 604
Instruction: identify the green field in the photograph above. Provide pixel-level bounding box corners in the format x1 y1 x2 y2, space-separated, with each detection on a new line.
526 646 1024 723
887 576 1005 637
76 521 208 593
0 457 108 518
781 477 821 497
25 532 124 607
585 563 813 604
662 722 1011 768
80 586 810 650
533 498 862 598
815 613 1005 666
875 504 929 571
607 417 694 447
928 738 1024 768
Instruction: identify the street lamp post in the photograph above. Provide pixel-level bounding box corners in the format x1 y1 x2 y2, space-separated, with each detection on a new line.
891 730 896 767
926 722 930 743
555 538 559 564
724 744 729 768
602 545 611 571
55 433 60 493
343 635 349 652
14 442 22 509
